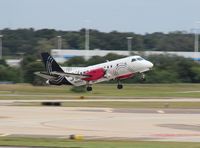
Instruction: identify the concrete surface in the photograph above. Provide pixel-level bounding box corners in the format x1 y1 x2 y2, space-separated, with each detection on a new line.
1 98 200 104
0 106 200 142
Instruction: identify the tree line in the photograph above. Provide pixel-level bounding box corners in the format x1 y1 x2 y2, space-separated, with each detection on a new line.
0 28 197 58
0 28 200 84
1 53 200 84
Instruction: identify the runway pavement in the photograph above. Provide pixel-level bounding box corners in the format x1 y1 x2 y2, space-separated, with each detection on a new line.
1 98 200 104
0 106 200 142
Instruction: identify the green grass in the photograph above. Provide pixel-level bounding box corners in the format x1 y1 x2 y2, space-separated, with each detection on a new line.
1 83 200 99
0 137 199 148
60 101 200 108
22 101 200 108
2 83 200 108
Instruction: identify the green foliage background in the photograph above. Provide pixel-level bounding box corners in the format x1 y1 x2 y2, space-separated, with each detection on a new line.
0 28 199 84
0 29 196 57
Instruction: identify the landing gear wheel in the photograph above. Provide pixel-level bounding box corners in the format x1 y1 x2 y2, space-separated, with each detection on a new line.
141 77 146 81
117 80 123 89
86 86 93 91
141 73 146 81
117 84 123 89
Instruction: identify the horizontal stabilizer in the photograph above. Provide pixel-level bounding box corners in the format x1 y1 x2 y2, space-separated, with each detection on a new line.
34 72 56 80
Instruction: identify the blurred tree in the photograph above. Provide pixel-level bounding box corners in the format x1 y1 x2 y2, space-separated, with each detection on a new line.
0 28 196 57
23 61 44 84
0 59 8 66
0 65 20 82
104 53 125 61
0 28 199 84
86 56 105 66
63 56 86 67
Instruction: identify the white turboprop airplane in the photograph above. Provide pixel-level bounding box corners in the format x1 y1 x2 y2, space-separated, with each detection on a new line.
35 53 153 91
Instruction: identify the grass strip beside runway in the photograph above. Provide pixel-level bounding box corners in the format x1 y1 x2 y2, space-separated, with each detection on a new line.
16 101 200 109
61 101 200 108
1 84 200 99
0 137 200 148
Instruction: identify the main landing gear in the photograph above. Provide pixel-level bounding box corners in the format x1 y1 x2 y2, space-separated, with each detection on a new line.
86 82 92 91
86 86 93 91
117 80 123 89
140 73 146 81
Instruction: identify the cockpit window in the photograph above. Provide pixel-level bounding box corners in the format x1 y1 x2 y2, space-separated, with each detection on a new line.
136 58 144 61
131 58 136 62
132 57 144 62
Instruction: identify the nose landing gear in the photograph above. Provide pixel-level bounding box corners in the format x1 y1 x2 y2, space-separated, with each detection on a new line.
140 73 146 81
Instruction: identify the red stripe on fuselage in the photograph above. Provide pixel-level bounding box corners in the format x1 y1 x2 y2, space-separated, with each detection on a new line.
116 73 134 80
82 68 105 81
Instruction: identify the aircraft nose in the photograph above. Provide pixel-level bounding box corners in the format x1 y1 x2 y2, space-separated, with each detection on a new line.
149 62 153 68
147 61 153 69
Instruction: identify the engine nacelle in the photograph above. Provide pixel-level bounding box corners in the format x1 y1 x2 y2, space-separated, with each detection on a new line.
46 80 50 85
104 72 112 79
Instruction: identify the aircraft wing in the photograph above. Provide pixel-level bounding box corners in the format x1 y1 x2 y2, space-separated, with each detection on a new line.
50 71 91 79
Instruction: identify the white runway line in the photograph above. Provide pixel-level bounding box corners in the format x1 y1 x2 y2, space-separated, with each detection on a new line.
175 91 200 93
0 133 10 137
1 98 200 104
157 110 165 114
104 108 113 113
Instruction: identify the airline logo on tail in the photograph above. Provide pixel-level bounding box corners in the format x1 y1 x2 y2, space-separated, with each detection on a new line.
46 56 54 74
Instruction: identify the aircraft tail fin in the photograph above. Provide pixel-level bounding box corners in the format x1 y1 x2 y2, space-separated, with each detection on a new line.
41 52 64 74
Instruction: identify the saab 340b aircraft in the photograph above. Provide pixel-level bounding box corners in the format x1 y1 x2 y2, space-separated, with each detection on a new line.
35 53 153 91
